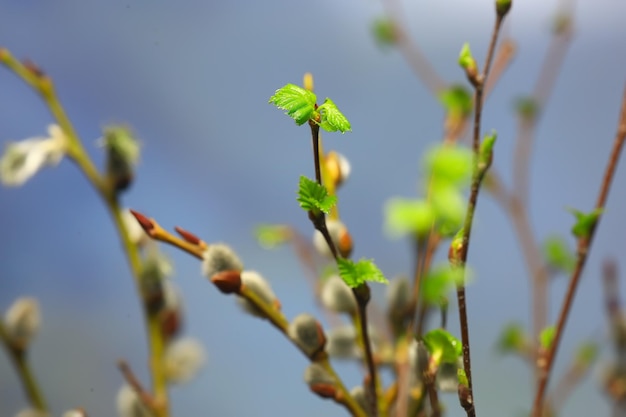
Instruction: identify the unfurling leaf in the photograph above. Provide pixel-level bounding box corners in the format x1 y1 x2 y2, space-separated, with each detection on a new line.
337 258 388 288
269 84 317 125
424 328 462 364
318 98 351 133
297 176 337 214
567 207 603 239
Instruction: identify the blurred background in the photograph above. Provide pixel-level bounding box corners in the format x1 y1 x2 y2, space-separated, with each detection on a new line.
1 0 626 416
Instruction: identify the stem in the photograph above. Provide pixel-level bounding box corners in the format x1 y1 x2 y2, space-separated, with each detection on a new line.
0 322 48 412
531 84 626 417
454 11 507 417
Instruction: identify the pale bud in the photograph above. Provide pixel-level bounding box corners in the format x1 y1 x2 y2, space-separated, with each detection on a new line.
321 275 357 315
313 220 353 258
116 384 154 417
238 270 278 317
304 363 337 399
14 409 49 417
326 326 360 359
164 337 207 384
325 151 351 188
4 297 41 349
288 314 326 357
202 244 243 279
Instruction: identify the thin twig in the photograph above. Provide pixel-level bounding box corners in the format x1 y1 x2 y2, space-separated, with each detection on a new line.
118 360 159 412
531 84 626 417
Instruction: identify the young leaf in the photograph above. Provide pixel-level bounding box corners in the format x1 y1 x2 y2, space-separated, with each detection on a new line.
297 176 337 214
540 326 556 350
318 98 351 133
371 17 398 48
458 43 476 72
567 207 603 239
254 224 291 249
424 328 462 364
384 197 434 239
422 265 467 304
542 235 576 273
496 322 527 354
425 144 473 187
269 84 317 125
337 258 388 288
439 85 473 118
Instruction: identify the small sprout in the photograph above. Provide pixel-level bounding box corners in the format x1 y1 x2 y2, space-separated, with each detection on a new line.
458 43 478 84
0 124 68 187
448 229 465 268
304 363 337 399
371 17 398 48
457 368 469 387
542 235 576 273
326 326 360 359
4 297 41 349
423 328 462 366
567 207 603 239
384 198 435 239
478 131 497 173
164 337 207 384
254 224 291 249
269 83 317 126
116 384 153 417
320 275 357 315
317 98 351 133
297 176 337 215
313 219 352 259
324 151 351 188
100 125 140 192
288 313 326 358
540 326 556 350
238 270 278 317
514 96 539 121
496 322 528 354
495 0 512 17
337 258 388 288
201 243 244 280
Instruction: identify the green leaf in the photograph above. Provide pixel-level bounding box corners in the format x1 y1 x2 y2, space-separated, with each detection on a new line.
425 144 473 187
371 17 398 48
542 235 576 273
254 224 290 249
384 198 434 239
297 176 337 214
318 98 351 133
496 322 527 354
458 43 476 71
478 131 497 172
431 185 466 236
337 258 388 288
422 265 467 304
269 84 317 125
540 326 556 350
423 328 462 364
567 207 603 239
457 368 468 386
439 85 473 118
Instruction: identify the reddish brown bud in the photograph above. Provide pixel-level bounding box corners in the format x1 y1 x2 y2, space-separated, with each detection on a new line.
310 383 337 399
175 226 202 246
160 308 183 341
211 270 242 294
129 210 155 234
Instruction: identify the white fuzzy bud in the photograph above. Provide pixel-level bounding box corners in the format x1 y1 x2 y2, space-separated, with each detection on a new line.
4 297 41 348
201 244 243 279
116 385 154 417
321 275 357 315
164 337 207 384
121 209 149 247
238 270 277 317
326 326 360 359
288 314 325 357
312 220 352 258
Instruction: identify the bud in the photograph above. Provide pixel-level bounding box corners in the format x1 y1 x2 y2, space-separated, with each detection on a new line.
121 208 149 247
326 326 360 359
458 43 478 85
160 280 184 340
321 275 357 315
238 271 278 317
495 0 512 18
4 297 41 349
478 131 497 174
62 409 87 417
304 363 337 399
100 125 140 192
164 337 207 384
140 251 173 314
386 276 411 321
201 244 244 280
325 151 351 188
448 229 464 268
288 314 326 358
409 339 429 377
116 384 154 417
313 220 353 258
210 270 242 294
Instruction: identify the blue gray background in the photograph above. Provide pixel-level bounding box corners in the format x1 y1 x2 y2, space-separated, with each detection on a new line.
1 0 625 416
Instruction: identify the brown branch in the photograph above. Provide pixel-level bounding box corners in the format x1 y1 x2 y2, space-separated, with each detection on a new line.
117 359 159 413
531 84 626 417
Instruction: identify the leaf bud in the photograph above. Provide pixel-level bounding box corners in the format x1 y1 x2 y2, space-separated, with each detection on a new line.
458 43 478 85
4 297 41 350
288 313 326 358
100 125 140 192
495 0 512 18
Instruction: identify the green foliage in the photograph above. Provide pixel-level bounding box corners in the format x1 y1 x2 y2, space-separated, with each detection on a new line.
431 186 467 236
478 131 497 171
425 144 473 188
423 328 462 364
102 125 140 165
269 84 317 125
422 265 466 304
540 326 556 350
371 17 398 48
384 197 434 239
567 207 603 239
337 258 388 288
458 43 476 71
297 176 337 215
439 85 473 118
457 368 468 386
254 224 290 249
496 322 527 354
317 98 352 133
542 235 576 273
